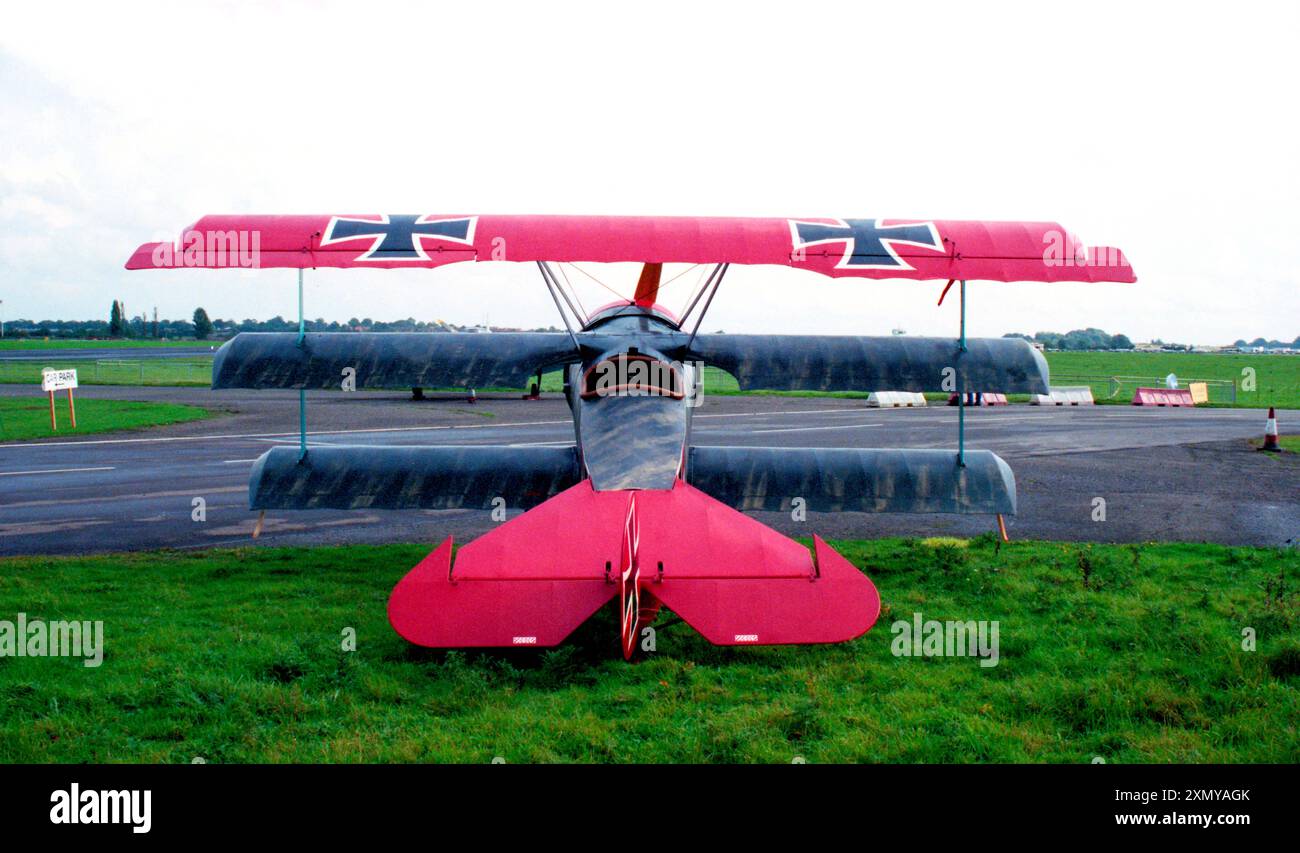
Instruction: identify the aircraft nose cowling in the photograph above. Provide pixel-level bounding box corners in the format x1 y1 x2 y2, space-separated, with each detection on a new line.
578 394 688 490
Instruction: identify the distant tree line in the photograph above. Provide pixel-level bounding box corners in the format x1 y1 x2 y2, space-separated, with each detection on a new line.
2 306 1289 349
1002 328 1134 351
1233 336 1300 350
5 316 195 340
0 303 559 340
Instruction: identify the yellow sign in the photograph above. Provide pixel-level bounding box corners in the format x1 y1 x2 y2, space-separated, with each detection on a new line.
1188 381 1208 404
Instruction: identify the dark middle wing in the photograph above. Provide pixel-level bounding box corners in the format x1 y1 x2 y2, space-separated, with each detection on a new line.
688 334 1049 394
212 332 577 390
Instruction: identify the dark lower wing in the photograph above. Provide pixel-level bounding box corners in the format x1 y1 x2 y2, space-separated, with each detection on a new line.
249 445 581 510
686 446 1016 515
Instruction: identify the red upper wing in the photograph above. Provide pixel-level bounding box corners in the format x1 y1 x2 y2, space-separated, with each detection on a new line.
126 213 1134 283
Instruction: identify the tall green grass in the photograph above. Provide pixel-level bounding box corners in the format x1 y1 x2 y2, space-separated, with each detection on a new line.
0 538 1294 763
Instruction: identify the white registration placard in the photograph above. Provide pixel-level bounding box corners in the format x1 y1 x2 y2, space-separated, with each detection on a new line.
41 368 79 392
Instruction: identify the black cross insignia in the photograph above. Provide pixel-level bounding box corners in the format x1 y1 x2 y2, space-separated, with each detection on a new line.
320 215 476 261
790 218 942 269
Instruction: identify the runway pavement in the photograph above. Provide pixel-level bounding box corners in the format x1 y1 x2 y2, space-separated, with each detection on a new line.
0 384 1296 555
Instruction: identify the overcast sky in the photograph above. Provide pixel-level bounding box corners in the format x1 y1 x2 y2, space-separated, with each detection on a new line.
1 0 1296 343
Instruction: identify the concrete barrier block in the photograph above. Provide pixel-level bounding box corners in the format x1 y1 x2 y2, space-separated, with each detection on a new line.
868 391 928 408
1032 385 1095 405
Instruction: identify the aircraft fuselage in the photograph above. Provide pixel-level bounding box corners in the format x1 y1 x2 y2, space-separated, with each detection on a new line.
564 304 700 491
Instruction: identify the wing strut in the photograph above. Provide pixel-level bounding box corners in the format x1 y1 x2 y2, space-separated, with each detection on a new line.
296 268 308 461
685 262 729 349
536 261 581 350
946 277 1008 543
678 263 723 328
958 279 967 467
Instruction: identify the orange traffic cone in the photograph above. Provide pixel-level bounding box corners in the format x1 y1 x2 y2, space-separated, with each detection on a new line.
1260 406 1280 452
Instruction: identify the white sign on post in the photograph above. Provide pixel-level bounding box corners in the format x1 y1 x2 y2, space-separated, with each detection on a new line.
42 368 79 392
41 368 79 430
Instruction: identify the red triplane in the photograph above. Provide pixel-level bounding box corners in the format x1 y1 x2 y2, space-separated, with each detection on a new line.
128 214 1134 658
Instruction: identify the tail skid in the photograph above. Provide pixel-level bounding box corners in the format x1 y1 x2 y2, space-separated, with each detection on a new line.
387 480 880 656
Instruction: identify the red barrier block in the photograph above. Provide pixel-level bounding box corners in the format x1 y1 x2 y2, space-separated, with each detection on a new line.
1132 387 1195 407
947 392 1010 406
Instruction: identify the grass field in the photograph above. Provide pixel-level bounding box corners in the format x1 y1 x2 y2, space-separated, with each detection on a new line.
0 398 211 442
542 352 1297 408
1045 351 1299 409
0 538 1295 763
0 359 213 387
2 350 1294 409
0 339 210 351
0 338 210 351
